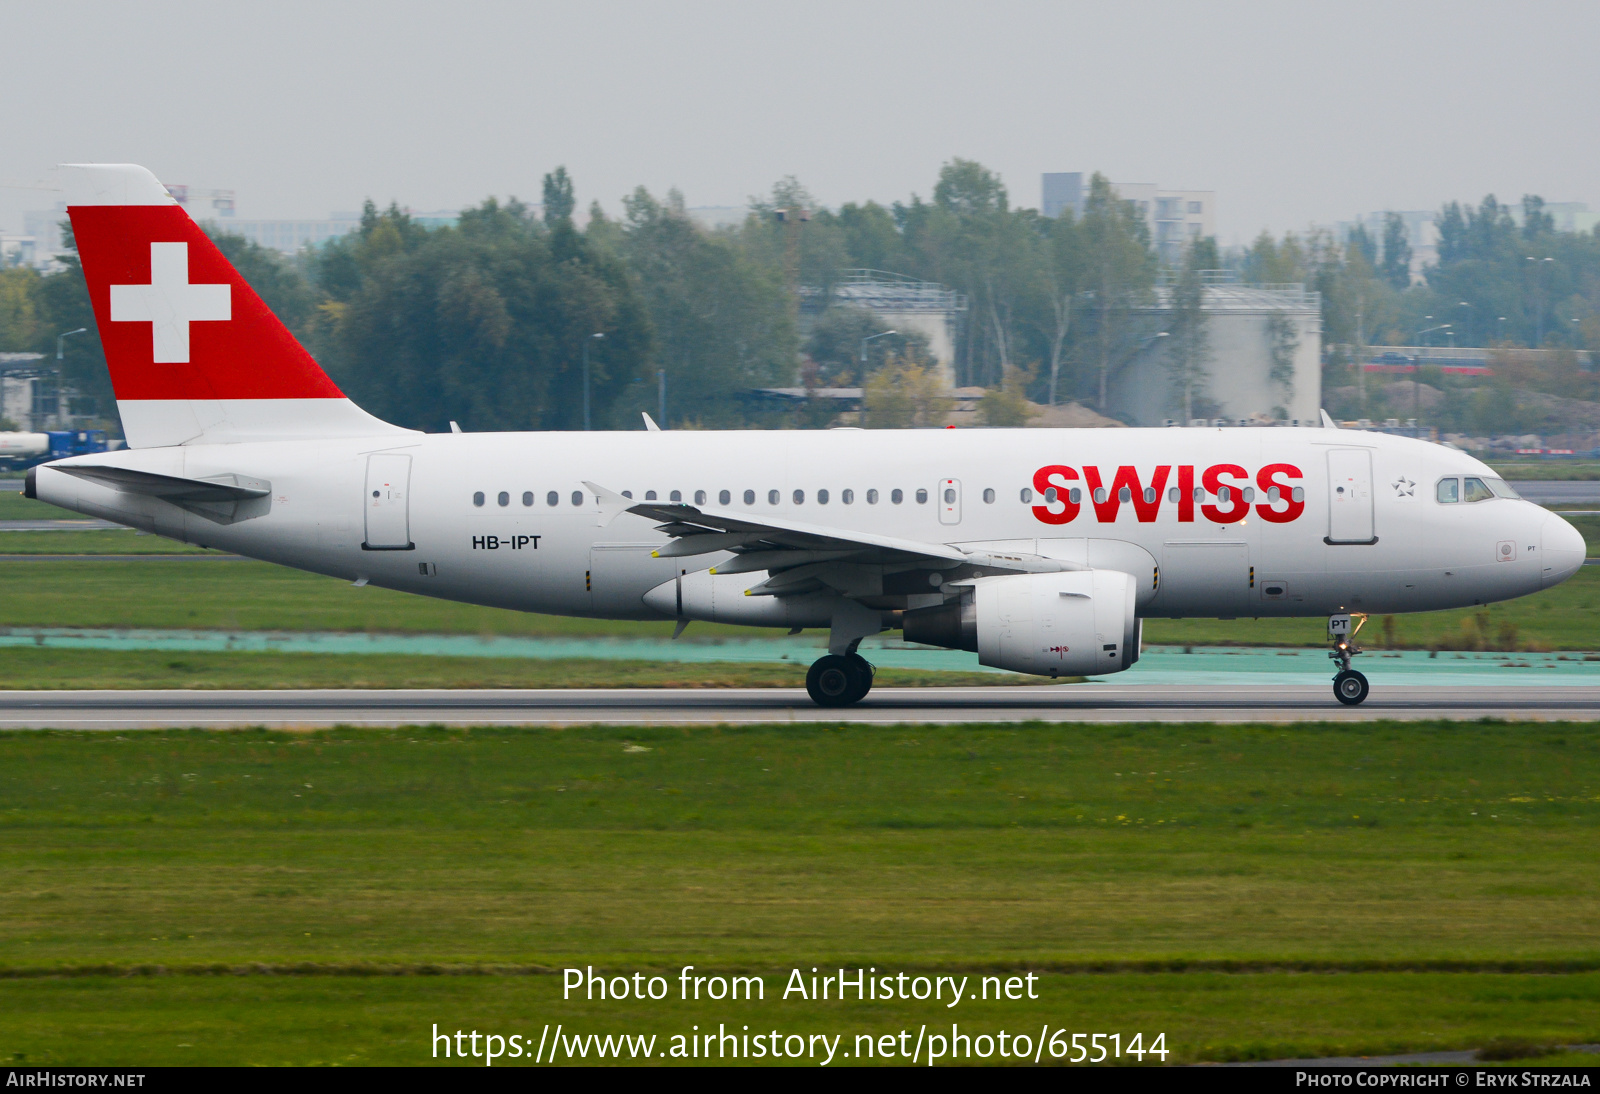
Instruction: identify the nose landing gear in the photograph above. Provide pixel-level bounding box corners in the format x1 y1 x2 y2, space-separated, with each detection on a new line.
805 653 875 707
1328 612 1369 705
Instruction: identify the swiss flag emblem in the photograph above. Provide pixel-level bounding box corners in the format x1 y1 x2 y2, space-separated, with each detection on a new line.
110 242 231 363
69 204 343 401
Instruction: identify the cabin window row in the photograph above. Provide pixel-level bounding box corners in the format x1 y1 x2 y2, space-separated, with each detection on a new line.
470 484 1306 509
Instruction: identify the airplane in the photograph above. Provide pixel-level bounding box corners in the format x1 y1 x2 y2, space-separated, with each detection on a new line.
24 164 1589 708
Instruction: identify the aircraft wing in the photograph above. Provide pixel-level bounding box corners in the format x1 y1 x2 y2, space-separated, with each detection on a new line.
624 498 966 562
584 481 1069 599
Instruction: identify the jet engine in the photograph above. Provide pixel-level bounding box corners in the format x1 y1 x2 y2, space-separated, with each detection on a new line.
903 569 1141 677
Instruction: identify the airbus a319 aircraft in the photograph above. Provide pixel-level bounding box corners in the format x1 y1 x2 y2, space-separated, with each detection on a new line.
27 165 1588 706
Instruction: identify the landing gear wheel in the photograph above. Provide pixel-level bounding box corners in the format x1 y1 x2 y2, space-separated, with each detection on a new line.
807 655 861 707
844 653 875 703
1333 670 1369 706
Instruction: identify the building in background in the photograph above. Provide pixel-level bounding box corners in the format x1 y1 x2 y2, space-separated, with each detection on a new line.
1108 275 1322 427
1043 172 1215 266
799 269 968 388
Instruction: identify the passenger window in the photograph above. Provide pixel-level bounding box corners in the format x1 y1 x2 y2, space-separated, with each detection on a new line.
818 489 830 504
694 490 707 505
743 489 755 505
546 491 559 507
1143 487 1155 504
645 490 657 501
1020 488 1033 503
523 491 535 506
982 488 995 503
670 490 682 502
1292 487 1304 502
1243 487 1256 503
1070 488 1081 504
571 490 583 507
473 491 485 507
1094 487 1108 504
621 490 632 499
768 489 780 505
892 489 903 504
1267 486 1279 503
1168 487 1179 502
915 488 928 504
867 489 879 504
793 489 805 504
1117 487 1131 503
1463 477 1494 503
842 489 854 504
719 490 731 505
498 491 510 507
1044 487 1057 503
1436 478 1460 504
943 487 956 504
1193 487 1204 502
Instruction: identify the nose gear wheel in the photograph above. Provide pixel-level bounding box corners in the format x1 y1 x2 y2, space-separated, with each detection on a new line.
1333 669 1370 706
1327 612 1370 705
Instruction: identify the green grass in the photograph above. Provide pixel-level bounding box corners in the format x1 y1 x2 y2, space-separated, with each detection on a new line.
0 530 210 554
3 555 1598 649
0 491 76 520
1491 460 1600 481
1 721 1599 1064
0 648 1029 690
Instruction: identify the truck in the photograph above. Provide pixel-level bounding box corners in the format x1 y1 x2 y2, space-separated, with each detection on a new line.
0 430 116 469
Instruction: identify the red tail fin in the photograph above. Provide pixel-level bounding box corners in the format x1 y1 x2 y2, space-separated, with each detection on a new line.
64 164 405 448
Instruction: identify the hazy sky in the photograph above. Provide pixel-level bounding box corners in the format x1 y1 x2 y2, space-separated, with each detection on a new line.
5 0 1597 244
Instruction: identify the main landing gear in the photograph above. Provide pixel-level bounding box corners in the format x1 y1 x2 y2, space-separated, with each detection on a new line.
1328 612 1370 706
806 653 875 707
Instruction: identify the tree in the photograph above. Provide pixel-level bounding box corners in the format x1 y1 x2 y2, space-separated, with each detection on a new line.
618 186 796 426
0 267 41 351
1379 213 1412 290
1079 174 1157 410
1040 208 1084 406
861 355 952 428
977 364 1035 427
1166 238 1217 422
316 178 652 433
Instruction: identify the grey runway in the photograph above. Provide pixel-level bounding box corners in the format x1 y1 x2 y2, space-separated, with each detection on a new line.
1 684 1598 729
1514 481 1600 505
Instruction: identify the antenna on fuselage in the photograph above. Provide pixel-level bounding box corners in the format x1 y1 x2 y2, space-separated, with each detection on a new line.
642 412 662 432
1319 409 1338 429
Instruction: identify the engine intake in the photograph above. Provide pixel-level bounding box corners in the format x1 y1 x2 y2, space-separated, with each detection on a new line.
904 569 1140 677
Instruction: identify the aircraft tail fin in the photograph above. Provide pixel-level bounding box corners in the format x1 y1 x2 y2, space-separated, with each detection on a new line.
63 163 410 448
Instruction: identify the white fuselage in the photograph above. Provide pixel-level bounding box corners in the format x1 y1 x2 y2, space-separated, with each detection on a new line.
32 427 1584 632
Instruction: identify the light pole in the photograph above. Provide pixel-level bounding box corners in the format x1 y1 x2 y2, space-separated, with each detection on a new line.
859 329 897 376
1456 301 1474 345
1527 257 1554 345
55 327 87 361
582 332 604 431
1497 316 1507 342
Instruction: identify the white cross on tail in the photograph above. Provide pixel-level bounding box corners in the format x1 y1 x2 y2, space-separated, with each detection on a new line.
109 242 230 363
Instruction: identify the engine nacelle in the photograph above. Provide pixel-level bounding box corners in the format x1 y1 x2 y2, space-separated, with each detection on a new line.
904 569 1141 677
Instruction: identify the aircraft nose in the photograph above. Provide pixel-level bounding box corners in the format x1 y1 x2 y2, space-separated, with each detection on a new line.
1540 513 1587 588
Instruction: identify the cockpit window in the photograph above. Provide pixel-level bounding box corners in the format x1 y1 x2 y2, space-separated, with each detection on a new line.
1462 477 1495 503
1483 477 1521 500
1436 478 1459 504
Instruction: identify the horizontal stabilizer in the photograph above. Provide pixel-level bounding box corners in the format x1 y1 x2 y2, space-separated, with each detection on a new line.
58 465 271 502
